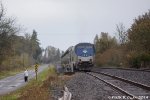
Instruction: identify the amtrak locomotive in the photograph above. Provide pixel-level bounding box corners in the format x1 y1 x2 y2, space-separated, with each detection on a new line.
61 43 95 72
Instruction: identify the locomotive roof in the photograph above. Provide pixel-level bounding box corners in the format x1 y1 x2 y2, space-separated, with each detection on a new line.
61 43 94 58
75 43 94 47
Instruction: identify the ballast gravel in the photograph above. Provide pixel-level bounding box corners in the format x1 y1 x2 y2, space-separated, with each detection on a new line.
94 68 150 86
65 73 123 100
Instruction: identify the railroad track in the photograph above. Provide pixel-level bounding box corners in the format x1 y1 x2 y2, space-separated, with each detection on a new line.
86 72 150 100
93 71 150 91
94 67 150 72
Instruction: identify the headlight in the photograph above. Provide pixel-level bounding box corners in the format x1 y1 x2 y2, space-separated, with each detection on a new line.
90 59 92 62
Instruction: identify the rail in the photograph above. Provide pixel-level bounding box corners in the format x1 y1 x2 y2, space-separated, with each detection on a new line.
86 72 138 100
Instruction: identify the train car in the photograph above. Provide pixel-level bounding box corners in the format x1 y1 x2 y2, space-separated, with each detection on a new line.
74 43 95 71
61 46 75 72
61 43 95 72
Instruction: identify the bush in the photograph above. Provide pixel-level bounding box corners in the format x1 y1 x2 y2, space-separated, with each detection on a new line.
129 53 150 68
95 48 124 67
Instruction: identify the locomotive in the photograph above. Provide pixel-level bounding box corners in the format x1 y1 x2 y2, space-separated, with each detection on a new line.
61 43 95 72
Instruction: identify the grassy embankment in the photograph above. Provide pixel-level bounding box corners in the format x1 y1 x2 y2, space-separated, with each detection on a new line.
0 65 71 100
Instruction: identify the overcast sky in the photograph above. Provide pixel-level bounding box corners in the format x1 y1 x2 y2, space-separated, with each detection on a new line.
2 0 150 51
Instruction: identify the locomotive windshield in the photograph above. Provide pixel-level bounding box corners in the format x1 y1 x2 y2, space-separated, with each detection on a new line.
75 43 95 57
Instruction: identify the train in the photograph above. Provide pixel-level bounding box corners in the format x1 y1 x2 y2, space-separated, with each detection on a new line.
61 43 95 72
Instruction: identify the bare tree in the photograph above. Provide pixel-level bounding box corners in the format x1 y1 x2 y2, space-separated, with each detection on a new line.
116 23 128 45
0 3 19 65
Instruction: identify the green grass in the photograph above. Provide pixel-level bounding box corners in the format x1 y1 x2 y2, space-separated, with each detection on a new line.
0 65 56 100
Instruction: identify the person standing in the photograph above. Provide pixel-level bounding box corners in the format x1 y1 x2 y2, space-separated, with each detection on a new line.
24 69 29 82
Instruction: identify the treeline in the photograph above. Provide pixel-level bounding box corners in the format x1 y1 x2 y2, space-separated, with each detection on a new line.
42 46 61 63
0 4 42 70
94 10 150 68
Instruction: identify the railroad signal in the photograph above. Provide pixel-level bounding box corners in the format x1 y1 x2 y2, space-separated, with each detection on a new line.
34 64 39 80
35 64 38 72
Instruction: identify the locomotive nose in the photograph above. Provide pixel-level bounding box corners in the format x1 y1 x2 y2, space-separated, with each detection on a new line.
90 59 92 62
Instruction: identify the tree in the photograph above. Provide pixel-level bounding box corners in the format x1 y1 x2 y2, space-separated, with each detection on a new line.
127 10 150 68
116 23 128 45
56 49 60 60
24 33 31 54
30 30 42 62
0 3 19 65
94 32 121 66
95 32 117 53
42 46 61 63
94 34 99 53
128 10 150 53
94 34 98 45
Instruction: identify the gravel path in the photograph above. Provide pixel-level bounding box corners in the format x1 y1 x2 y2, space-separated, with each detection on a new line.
92 68 150 86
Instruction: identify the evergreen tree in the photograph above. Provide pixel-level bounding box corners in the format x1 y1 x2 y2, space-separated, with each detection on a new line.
30 30 42 62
